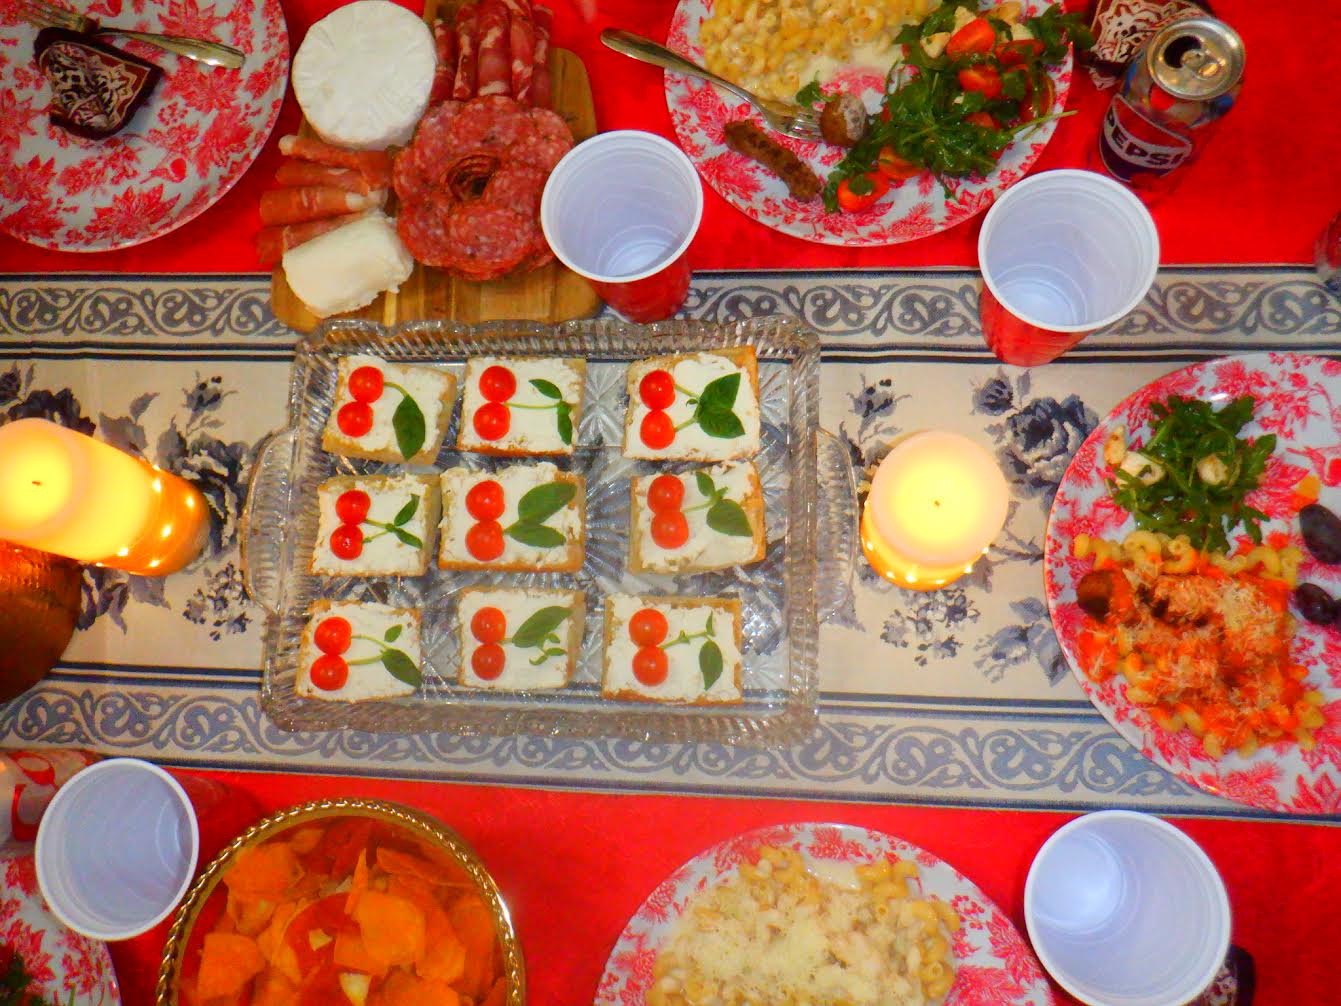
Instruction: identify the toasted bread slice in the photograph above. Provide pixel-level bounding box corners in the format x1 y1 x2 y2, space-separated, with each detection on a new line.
601 594 743 704
623 347 761 462
297 600 421 702
457 356 585 456
438 463 585 572
321 354 456 465
457 587 585 690
630 461 766 574
311 473 439 577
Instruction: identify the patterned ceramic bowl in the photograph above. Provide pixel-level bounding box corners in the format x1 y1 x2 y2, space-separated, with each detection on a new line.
154 798 524 1006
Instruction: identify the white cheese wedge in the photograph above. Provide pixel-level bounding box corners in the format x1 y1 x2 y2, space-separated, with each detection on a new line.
283 212 414 318
291 0 435 150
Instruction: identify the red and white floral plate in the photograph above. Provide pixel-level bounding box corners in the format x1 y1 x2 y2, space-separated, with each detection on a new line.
1045 352 1341 815
595 822 1055 1006
0 849 120 1006
664 0 1072 246
0 0 288 251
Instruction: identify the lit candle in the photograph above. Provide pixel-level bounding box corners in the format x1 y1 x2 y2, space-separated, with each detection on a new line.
0 418 209 576
861 430 1009 591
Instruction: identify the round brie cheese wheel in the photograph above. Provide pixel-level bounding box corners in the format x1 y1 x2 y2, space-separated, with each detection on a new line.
292 0 435 151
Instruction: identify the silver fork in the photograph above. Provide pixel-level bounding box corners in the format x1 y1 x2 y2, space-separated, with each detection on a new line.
600 28 823 142
20 0 246 69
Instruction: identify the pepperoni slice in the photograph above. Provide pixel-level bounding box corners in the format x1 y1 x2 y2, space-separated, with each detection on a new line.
447 95 533 152
447 202 534 278
397 193 457 268
483 163 547 217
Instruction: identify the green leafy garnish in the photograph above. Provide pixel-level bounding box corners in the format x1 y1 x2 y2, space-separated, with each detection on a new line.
504 481 576 549
1108 394 1276 554
392 495 418 527
795 79 825 106
380 648 421 687
391 389 426 459
530 378 562 399
707 499 753 537
383 625 402 643
508 524 567 548
699 639 723 689
511 606 571 649
361 495 423 550
511 379 575 443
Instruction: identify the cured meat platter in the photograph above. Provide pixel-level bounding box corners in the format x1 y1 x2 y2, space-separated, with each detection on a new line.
270 0 600 331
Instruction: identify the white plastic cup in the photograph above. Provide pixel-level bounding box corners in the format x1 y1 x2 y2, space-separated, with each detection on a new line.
36 758 199 941
1025 810 1230 1006
541 130 704 322
978 169 1160 366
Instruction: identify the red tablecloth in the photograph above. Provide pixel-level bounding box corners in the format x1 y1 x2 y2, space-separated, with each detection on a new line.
2 0 1339 273
109 769 1339 1006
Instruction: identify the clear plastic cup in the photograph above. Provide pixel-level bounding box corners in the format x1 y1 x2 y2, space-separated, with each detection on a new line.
1025 810 1231 1006
36 758 199 941
541 130 703 322
978 169 1160 366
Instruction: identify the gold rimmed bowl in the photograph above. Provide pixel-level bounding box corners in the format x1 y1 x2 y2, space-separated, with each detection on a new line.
156 798 525 1006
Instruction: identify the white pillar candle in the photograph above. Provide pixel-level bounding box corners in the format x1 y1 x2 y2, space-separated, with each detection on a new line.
861 430 1010 591
0 418 208 575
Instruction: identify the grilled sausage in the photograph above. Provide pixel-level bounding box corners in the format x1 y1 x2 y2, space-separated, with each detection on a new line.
819 93 869 147
723 120 823 201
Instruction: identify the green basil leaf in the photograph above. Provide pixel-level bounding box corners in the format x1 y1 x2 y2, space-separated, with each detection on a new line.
557 401 573 445
706 612 715 637
697 407 745 439
390 526 424 549
695 471 715 497
795 79 824 106
530 378 562 400
507 523 566 548
383 625 402 643
516 481 576 525
392 394 426 460
381 648 421 687
707 499 754 537
393 494 419 527
697 373 740 412
699 640 723 690
512 606 571 649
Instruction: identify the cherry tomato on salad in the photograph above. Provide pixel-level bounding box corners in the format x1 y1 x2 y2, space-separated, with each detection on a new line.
651 510 690 550
958 65 1003 99
465 479 506 521
465 520 505 562
1023 69 1056 121
836 171 890 213
336 401 373 438
470 606 507 644
629 607 669 647
639 370 676 410
313 616 351 656
996 38 1045 65
473 402 511 441
347 366 384 403
946 16 995 58
471 643 506 680
876 146 921 182
632 646 669 686
334 489 371 526
640 410 675 450
329 524 363 560
646 474 685 513
479 365 516 403
964 111 999 129
309 654 349 691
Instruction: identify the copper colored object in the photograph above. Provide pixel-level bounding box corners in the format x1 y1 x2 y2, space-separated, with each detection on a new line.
0 542 80 701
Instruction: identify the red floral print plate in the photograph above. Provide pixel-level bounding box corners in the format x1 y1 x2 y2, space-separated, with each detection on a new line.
595 821 1055 1006
1045 353 1341 814
0 0 288 251
664 0 1071 246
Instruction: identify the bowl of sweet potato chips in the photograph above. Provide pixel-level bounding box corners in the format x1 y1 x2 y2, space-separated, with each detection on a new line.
156 798 523 1006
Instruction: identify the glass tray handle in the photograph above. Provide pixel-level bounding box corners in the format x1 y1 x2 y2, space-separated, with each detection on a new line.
240 427 299 614
815 427 858 624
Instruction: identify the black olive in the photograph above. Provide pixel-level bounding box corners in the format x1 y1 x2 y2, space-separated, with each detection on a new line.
1294 582 1338 626
1300 503 1341 566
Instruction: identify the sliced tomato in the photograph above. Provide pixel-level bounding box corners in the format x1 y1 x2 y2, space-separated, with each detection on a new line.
835 171 890 213
945 16 995 58
876 146 921 182
963 111 998 129
995 38 1044 65
958 65 1003 99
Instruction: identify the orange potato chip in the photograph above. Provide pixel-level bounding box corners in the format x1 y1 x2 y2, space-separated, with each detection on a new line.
385 874 438 917
482 977 508 1006
448 895 497 1000
250 970 297 1006
226 891 277 937
355 890 426 967
225 842 302 900
197 932 265 1002
369 971 461 1006
286 824 326 855
416 906 467 985
375 846 449 883
346 849 370 916
255 898 304 964
334 929 390 977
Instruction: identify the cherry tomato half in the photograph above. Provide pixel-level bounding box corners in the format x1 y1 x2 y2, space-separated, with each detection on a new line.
639 370 676 410
465 520 505 562
964 111 999 129
466 479 506 522
473 402 511 441
629 608 669 647
347 366 384 404
334 489 371 526
329 524 363 560
632 646 669 686
471 606 507 644
313 616 351 656
472 643 506 680
309 654 349 691
876 146 921 182
646 474 685 513
651 510 690 550
958 65 1003 100
996 38 1045 65
336 401 373 438
479 365 517 403
836 171 890 213
640 410 675 450
946 16 995 58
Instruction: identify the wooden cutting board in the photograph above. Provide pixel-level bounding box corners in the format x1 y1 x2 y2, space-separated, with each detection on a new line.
271 22 600 332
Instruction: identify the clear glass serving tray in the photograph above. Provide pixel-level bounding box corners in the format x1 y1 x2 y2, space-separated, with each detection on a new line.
242 317 856 743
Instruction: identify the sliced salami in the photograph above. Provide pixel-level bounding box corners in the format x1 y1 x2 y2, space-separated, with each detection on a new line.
396 192 457 267
531 5 553 109
447 202 534 277
453 2 479 101
483 162 547 216
446 95 534 153
500 0 535 104
446 153 502 201
475 0 512 98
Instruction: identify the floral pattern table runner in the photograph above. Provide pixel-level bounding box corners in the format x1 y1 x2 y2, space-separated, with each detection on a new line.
1 266 1337 821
